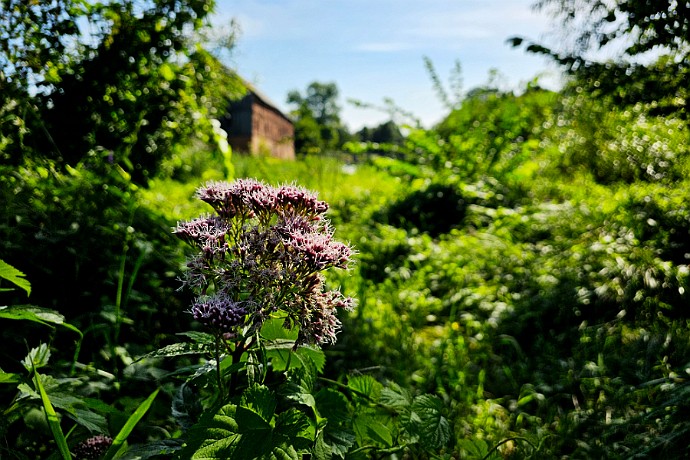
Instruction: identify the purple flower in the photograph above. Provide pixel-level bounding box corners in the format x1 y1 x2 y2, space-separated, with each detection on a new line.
173 215 228 257
276 216 353 271
178 179 356 346
276 184 328 217
73 435 113 459
296 290 355 345
190 294 249 332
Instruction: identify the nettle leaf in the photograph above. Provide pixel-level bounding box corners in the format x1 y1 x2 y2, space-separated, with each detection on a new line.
181 385 309 460
315 388 351 424
408 395 450 450
135 342 215 362
239 384 276 427
0 259 31 296
280 366 317 411
181 404 241 459
274 408 313 448
315 427 356 460
315 388 355 459
348 375 382 402
380 382 413 411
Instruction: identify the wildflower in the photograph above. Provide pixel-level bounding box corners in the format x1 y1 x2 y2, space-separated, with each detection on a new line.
72 435 113 459
173 215 228 258
176 179 355 347
190 294 249 332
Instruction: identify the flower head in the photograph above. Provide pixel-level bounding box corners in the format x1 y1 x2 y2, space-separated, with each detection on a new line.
190 294 249 332
73 435 113 460
177 179 355 346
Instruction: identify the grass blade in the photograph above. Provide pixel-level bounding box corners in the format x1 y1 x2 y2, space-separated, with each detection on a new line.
103 388 159 460
34 370 72 460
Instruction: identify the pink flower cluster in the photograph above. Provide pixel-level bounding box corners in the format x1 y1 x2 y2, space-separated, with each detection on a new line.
195 178 329 222
175 179 355 346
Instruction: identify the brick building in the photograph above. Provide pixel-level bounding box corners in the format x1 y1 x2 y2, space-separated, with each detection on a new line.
221 86 295 160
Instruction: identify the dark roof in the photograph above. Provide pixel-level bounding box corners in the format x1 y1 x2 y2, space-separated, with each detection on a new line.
242 80 293 124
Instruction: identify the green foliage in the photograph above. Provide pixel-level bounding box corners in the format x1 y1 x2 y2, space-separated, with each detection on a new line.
0 0 244 182
0 259 31 296
287 82 346 154
512 1 690 119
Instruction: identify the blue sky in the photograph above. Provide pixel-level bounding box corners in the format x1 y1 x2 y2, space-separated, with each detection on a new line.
213 0 560 130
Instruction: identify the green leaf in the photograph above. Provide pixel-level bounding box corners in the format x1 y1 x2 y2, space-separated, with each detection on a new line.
266 344 326 374
353 414 393 447
177 331 216 344
0 305 69 328
457 438 489 457
22 343 51 372
33 370 71 460
273 409 312 446
172 383 202 431
103 388 159 460
261 316 298 341
0 259 31 296
315 387 351 424
135 342 215 362
315 387 355 458
0 369 21 384
240 384 277 424
280 366 317 412
380 382 413 411
409 395 450 449
347 375 382 402
181 386 310 460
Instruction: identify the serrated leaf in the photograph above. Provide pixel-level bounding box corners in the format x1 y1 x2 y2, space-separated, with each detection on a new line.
0 259 31 296
266 344 326 374
347 375 382 402
135 342 215 362
274 409 312 446
380 383 413 410
324 428 356 457
280 367 317 412
315 388 351 424
191 433 242 460
22 343 51 371
240 384 277 423
409 395 450 449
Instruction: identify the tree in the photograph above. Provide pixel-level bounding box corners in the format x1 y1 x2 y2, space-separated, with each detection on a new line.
510 0 690 118
356 120 404 145
287 81 345 154
0 0 244 182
